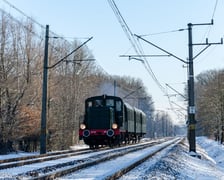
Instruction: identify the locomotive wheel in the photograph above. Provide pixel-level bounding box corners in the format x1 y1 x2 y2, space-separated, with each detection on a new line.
89 144 99 149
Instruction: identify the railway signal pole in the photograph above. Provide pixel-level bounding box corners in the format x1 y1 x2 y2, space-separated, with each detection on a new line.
187 21 222 153
134 20 222 154
40 25 93 154
40 25 49 154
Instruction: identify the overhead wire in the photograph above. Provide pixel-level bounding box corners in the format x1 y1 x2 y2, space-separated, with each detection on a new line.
203 0 218 39
194 0 220 65
1 0 85 53
211 0 218 20
0 7 44 40
140 28 187 37
1 0 100 73
196 0 219 51
108 0 167 95
0 0 66 53
135 37 167 94
2 0 60 39
108 0 189 118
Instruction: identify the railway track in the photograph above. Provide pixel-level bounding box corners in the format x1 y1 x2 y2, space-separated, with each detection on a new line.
0 138 180 179
0 148 92 170
106 138 183 180
0 148 91 163
60 137 182 179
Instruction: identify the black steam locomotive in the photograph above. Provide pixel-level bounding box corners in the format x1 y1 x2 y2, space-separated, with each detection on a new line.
79 94 146 148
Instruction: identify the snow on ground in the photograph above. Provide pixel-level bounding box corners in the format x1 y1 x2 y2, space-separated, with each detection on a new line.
0 151 39 160
0 137 224 179
60 138 179 179
0 145 88 161
197 136 224 169
120 137 224 179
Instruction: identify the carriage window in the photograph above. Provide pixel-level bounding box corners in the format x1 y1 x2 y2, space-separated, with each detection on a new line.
116 101 122 111
106 99 114 107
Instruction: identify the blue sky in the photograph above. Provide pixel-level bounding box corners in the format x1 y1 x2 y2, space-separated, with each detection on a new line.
1 0 224 124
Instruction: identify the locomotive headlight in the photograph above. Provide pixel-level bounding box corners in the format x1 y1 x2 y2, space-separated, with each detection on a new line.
112 123 118 129
80 123 86 130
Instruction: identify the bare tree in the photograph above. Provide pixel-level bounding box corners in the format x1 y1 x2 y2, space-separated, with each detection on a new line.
0 12 28 153
195 70 224 141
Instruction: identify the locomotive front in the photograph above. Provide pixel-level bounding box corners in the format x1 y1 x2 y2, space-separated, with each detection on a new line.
79 95 124 148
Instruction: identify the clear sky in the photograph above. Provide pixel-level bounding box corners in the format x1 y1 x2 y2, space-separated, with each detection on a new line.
1 0 224 124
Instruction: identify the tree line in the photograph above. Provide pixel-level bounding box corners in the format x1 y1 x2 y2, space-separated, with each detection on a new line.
1 11 171 154
195 69 224 144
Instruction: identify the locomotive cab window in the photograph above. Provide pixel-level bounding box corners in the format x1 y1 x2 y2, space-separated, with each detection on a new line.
94 100 103 107
106 99 114 107
87 101 92 107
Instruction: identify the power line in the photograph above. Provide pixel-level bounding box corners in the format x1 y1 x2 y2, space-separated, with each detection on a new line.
140 28 187 37
108 0 167 95
2 0 45 29
108 0 182 120
1 0 73 43
211 0 218 20
196 0 219 53
0 7 83 62
0 8 44 40
0 1 68 53
1 0 105 74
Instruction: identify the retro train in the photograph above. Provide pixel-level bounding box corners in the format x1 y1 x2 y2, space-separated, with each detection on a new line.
79 94 146 148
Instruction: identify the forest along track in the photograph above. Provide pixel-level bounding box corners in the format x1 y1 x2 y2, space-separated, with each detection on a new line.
0 148 91 170
9 138 180 180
